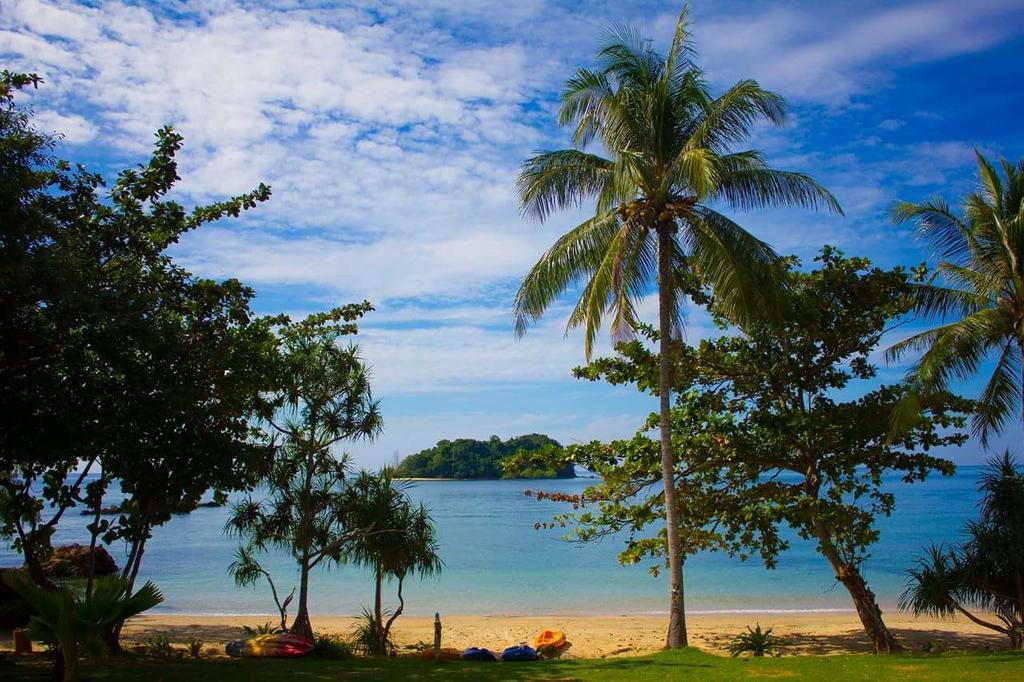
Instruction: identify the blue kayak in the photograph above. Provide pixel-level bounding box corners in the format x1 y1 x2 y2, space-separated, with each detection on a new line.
501 645 538 661
462 647 497 661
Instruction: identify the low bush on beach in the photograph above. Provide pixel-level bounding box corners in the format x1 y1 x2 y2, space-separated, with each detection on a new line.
351 608 396 657
144 635 175 657
312 632 355 659
728 623 786 657
242 621 284 636
187 638 204 659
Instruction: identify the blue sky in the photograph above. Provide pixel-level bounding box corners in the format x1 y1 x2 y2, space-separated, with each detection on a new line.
3 0 1022 466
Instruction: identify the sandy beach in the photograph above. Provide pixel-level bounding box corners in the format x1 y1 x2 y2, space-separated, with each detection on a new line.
118 612 1007 659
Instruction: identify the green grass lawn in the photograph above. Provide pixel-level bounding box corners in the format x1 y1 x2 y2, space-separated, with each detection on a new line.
5 648 1023 681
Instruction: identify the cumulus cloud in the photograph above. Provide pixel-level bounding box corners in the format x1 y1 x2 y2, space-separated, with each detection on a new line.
31 109 97 143
3 0 1020 466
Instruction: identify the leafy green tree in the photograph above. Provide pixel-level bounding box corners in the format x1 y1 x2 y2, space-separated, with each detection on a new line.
533 249 970 653
888 153 1024 442
901 452 1024 648
515 388 786 574
0 72 277 601
512 8 840 647
227 307 383 641
3 571 162 682
346 469 442 655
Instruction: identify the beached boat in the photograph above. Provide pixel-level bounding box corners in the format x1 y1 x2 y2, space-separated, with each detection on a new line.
225 633 313 658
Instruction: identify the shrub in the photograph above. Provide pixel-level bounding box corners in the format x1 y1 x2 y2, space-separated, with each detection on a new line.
729 623 785 657
243 621 284 636
350 608 394 657
144 635 175 657
313 631 354 659
186 638 204 658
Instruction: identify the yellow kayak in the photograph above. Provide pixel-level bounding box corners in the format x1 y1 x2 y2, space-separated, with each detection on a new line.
532 629 567 651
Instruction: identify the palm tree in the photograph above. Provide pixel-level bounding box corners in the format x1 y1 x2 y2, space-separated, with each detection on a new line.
513 7 840 648
888 152 1024 444
346 469 442 655
3 572 162 682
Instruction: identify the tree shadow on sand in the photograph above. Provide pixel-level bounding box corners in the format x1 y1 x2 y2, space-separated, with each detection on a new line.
696 625 1006 656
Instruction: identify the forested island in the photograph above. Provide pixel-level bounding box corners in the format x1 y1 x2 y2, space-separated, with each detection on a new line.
394 434 575 479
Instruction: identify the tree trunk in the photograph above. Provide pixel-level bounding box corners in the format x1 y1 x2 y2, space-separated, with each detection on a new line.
60 643 77 682
817 531 900 653
107 532 149 653
657 226 687 648
382 575 405 648
374 565 384 655
289 555 313 641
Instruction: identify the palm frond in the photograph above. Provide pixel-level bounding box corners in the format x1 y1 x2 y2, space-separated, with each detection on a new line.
973 340 1022 445
517 150 614 222
513 212 620 337
683 206 781 328
713 164 843 215
687 80 786 154
911 282 991 319
892 198 971 264
559 67 614 147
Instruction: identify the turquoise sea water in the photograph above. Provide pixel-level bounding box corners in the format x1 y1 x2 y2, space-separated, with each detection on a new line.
0 469 986 617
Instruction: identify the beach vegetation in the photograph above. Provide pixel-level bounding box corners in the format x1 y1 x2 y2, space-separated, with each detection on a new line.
728 623 784 657
186 638 204 659
242 621 286 636
520 248 971 653
351 607 396 657
229 547 295 632
346 470 442 655
0 70 283 650
312 631 355 659
901 452 1024 648
511 6 839 647
395 434 571 479
888 153 1024 442
2 571 162 682
143 635 175 657
227 306 384 641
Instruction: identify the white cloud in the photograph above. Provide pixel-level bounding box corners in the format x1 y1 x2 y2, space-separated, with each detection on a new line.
693 0 1024 106
31 109 97 143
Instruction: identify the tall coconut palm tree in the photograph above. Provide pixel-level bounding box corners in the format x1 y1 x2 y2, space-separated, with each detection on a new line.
888 152 1024 444
513 7 841 648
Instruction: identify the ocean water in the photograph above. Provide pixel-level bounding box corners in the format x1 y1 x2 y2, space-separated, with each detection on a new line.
0 469 986 617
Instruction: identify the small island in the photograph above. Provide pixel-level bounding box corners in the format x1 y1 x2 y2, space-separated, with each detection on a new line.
394 434 575 480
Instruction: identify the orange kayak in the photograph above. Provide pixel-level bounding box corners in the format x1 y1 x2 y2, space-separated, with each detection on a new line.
532 629 567 651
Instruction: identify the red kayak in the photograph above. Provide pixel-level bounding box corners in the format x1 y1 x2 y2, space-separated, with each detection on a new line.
226 633 313 658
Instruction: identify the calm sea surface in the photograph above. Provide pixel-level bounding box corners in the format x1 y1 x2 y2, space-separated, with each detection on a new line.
0 469 987 617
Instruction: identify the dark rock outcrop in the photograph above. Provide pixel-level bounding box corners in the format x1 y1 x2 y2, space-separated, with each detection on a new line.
40 544 118 579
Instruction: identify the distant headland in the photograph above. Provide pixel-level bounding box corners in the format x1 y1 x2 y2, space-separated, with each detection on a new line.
393 434 575 480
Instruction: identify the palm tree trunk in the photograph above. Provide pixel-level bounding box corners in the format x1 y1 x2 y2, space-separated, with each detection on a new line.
374 565 384 655
657 226 687 649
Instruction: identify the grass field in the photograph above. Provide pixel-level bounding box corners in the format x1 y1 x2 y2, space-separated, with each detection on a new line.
4 648 1023 681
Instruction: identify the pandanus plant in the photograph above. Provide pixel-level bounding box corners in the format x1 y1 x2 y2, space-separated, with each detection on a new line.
3 572 162 682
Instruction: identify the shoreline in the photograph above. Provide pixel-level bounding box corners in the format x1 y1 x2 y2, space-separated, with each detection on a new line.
116 612 1008 659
